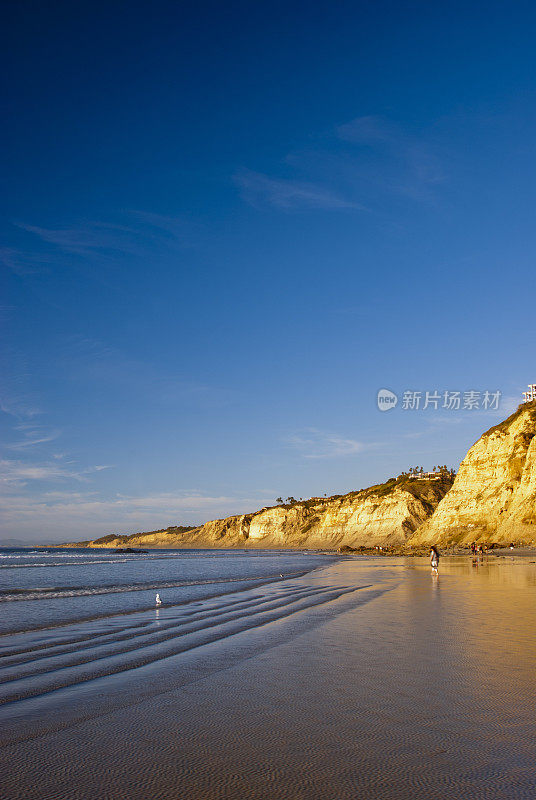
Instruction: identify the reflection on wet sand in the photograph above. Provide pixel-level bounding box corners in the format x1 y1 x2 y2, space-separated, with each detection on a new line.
1 556 536 799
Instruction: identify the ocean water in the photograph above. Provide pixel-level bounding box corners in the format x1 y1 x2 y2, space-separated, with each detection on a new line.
0 546 342 710
0 546 337 634
3 552 536 799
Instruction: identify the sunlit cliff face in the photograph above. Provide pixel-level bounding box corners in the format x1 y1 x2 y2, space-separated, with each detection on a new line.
69 480 449 550
63 404 536 551
410 402 536 546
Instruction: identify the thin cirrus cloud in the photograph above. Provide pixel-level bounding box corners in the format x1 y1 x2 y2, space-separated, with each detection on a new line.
233 169 360 211
0 247 54 276
0 390 42 420
3 401 62 452
0 458 251 513
336 115 445 197
0 362 44 420
336 115 398 145
3 211 193 276
17 216 182 258
7 430 61 450
18 221 145 257
0 489 261 516
0 488 268 539
56 335 237 410
0 459 85 485
285 428 369 459
0 458 114 486
235 116 445 213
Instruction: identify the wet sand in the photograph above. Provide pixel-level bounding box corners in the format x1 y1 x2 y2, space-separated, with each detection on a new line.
2 556 536 799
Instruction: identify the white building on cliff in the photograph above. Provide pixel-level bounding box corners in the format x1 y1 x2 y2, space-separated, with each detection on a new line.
522 384 536 402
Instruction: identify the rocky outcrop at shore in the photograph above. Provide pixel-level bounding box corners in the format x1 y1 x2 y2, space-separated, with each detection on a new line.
409 401 536 547
61 475 452 551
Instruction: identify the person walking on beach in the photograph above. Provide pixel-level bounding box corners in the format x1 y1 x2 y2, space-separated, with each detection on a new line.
430 546 440 573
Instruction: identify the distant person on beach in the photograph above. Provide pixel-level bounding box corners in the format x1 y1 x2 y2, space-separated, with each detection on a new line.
155 593 162 605
430 546 440 573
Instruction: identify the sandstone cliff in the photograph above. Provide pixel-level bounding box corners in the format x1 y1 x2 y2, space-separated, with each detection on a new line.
65 475 452 550
60 402 536 550
409 401 536 547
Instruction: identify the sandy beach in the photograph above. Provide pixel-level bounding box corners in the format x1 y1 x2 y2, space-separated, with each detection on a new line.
1 554 536 799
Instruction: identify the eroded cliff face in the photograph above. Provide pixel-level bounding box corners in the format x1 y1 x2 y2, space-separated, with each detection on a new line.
73 477 451 550
409 402 536 546
242 483 443 549
61 403 536 550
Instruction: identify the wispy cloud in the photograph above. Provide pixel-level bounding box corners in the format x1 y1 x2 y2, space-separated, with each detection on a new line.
0 486 268 540
0 368 43 420
17 215 187 259
8 428 61 450
56 334 237 410
0 459 85 486
0 247 53 276
285 428 370 459
3 211 195 277
128 210 199 247
18 221 144 257
235 115 445 214
233 169 360 211
337 115 396 145
336 115 444 200
0 457 114 487
118 491 245 512
0 394 42 420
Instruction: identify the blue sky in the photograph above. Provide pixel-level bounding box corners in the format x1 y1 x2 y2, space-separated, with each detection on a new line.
2 1 536 541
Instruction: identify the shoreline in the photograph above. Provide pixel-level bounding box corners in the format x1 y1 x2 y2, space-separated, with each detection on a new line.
45 542 536 557
2 556 536 798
